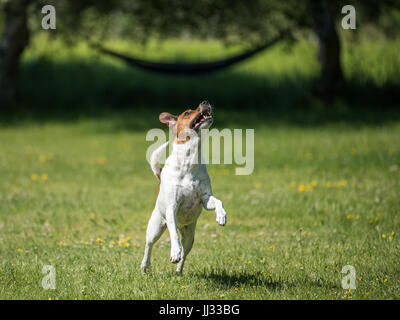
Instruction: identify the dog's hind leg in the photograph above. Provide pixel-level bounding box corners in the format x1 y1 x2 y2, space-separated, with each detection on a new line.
141 209 166 273
176 221 197 274
165 205 182 264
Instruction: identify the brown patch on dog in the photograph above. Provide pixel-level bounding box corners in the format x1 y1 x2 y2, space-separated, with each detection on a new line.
175 108 201 144
159 102 211 144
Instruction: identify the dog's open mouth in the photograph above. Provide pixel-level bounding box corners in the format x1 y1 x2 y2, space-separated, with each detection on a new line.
191 109 212 130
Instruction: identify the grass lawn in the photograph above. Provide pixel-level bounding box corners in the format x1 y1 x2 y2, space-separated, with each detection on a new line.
0 36 399 299
0 116 399 299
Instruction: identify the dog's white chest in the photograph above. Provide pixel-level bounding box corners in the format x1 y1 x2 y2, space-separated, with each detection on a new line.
176 177 203 224
159 140 209 226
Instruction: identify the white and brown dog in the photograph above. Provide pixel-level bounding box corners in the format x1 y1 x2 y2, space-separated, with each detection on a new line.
141 101 227 274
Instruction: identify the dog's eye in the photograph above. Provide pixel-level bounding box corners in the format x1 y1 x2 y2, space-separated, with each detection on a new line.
184 111 192 116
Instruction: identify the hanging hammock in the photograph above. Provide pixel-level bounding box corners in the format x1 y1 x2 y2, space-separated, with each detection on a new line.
89 32 288 75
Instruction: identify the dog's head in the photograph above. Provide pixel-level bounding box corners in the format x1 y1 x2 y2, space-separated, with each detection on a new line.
159 101 213 144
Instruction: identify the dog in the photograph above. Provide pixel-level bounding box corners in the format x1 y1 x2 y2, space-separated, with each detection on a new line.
141 100 227 274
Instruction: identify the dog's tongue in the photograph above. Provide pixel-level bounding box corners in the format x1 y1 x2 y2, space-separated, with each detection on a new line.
194 116 206 129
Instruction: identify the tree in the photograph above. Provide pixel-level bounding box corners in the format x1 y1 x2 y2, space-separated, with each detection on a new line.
1 0 399 110
0 0 31 110
310 0 344 99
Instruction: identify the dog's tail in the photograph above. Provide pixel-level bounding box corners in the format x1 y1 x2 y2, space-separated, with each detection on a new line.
150 141 169 180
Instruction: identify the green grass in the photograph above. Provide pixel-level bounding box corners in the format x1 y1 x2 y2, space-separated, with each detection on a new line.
0 35 400 299
1 117 399 299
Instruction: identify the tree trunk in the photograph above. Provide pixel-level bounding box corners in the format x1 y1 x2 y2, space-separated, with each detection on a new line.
0 0 31 110
310 0 344 99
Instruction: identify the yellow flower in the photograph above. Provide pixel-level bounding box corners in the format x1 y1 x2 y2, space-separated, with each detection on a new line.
41 173 48 181
97 157 108 165
376 277 379 281
161 282 165 287
96 237 103 243
384 278 388 283
298 184 305 193
17 248 24 253
48 297 52 300
89 212 96 219
305 184 313 192
311 180 318 187
39 155 47 163
336 180 347 188
359 276 362 281
382 234 386 238
365 292 370 296
31 173 38 181
221 169 230 176
124 242 130 248
269 245 275 249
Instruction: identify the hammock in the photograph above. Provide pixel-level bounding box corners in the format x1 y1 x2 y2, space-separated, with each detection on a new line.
90 32 288 75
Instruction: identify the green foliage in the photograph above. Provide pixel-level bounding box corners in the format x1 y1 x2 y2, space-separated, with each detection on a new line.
34 0 307 43
22 0 400 44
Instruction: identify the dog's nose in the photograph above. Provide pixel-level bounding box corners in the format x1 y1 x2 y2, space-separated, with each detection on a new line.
199 101 210 111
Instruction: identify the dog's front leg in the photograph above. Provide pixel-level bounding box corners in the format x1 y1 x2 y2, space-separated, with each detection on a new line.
202 194 227 226
165 205 182 263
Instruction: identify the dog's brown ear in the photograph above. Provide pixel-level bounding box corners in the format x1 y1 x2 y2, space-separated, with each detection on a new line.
159 112 177 127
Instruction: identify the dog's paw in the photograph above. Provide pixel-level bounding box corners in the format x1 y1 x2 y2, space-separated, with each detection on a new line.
216 209 226 227
170 247 182 264
140 263 151 274
216 215 226 226
216 213 226 226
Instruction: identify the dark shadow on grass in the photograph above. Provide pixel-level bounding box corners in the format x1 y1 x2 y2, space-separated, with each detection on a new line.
195 268 340 292
1 58 400 129
196 269 284 290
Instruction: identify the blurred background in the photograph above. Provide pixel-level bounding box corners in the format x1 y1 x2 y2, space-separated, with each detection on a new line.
0 0 399 122
1 1 400 300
